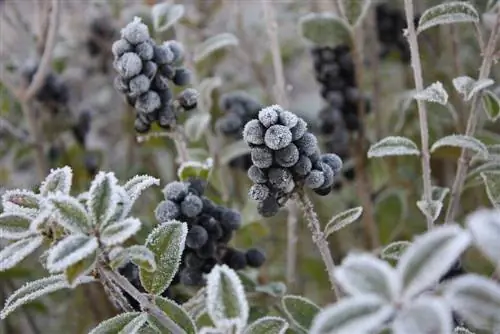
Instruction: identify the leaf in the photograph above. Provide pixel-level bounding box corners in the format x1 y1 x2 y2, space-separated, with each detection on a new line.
481 171 500 208
65 251 97 287
152 3 185 32
220 140 252 165
177 159 213 182
281 295 320 332
396 225 471 299
417 1 480 34
431 135 488 159
100 218 142 246
123 175 160 213
454 327 475 334
299 12 350 47
88 312 143 334
416 199 443 222
482 90 500 122
309 296 394 334
324 206 363 237
0 212 33 240
140 221 187 295
39 166 73 196
0 236 43 271
367 136 420 158
414 81 449 105
444 274 500 330
198 77 222 113
49 195 91 234
87 172 119 227
453 76 494 101
0 274 94 319
148 296 196 334
392 296 452 334
206 264 249 329
338 0 371 27
46 235 98 273
255 282 287 298
110 245 156 272
1 189 40 216
432 186 450 202
193 33 239 63
244 316 289 334
380 241 411 261
466 208 500 265
184 112 212 142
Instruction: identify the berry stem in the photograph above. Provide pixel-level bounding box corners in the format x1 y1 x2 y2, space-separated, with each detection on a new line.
444 10 500 224
294 190 340 300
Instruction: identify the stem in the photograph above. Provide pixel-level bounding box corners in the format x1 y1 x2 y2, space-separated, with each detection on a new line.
294 190 340 300
444 11 500 224
404 0 434 229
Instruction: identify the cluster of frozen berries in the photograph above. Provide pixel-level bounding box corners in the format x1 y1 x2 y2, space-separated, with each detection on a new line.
244 105 343 217
154 178 266 286
112 17 198 133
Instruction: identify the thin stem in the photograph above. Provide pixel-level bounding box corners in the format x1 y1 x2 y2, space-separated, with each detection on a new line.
404 0 434 229
444 11 500 224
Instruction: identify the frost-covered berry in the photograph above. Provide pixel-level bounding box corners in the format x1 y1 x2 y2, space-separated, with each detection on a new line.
185 252 204 269
172 68 191 86
251 146 273 169
292 155 312 176
153 74 169 90
258 106 279 128
321 153 343 174
305 170 325 189
249 184 269 201
224 249 247 270
178 88 198 110
220 208 242 230
158 106 176 128
187 179 207 196
112 39 132 58
121 17 149 45
196 240 216 259
243 119 265 145
258 196 280 217
264 125 292 150
163 181 188 201
134 116 150 133
159 64 176 79
201 197 216 214
115 52 142 79
275 143 299 167
248 165 267 184
114 76 129 93
268 168 293 191
180 267 204 286
291 118 307 140
246 248 266 268
166 40 184 63
155 200 180 221
186 225 208 249
279 110 298 128
295 132 318 156
153 43 174 65
135 41 154 61
142 61 158 79
314 186 332 196
135 90 161 113
320 162 334 188
129 74 150 96
180 194 203 217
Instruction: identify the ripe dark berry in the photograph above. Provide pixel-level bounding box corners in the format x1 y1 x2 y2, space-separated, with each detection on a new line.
185 252 205 269
257 196 280 217
264 125 293 150
248 165 268 184
246 248 266 268
163 181 188 202
186 225 208 249
155 200 180 222
220 208 242 230
196 240 216 259
180 194 203 217
179 268 204 286
172 68 191 86
224 249 247 270
178 88 198 110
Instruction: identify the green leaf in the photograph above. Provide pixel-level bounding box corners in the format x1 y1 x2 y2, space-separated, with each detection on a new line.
198 77 222 113
87 172 119 228
140 221 187 295
0 212 33 240
39 166 73 196
324 207 363 237
282 295 320 332
46 235 98 273
110 245 156 272
152 3 185 32
417 1 480 34
194 33 239 63
64 251 97 287
123 175 160 213
481 171 500 208
416 199 443 223
367 136 420 158
49 195 91 234
100 218 142 246
88 312 143 334
482 90 500 122
380 241 412 261
431 135 488 159
255 282 287 298
177 159 213 181
338 0 371 27
244 316 289 334
148 296 196 334
184 112 212 142
0 236 43 271
299 12 350 47
220 140 252 165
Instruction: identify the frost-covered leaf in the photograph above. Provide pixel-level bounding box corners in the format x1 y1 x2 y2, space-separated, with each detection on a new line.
392 296 452 334
206 264 249 329
380 241 411 261
100 218 141 246
0 274 94 319
88 172 119 227
338 0 371 27
454 327 475 334
1 189 40 216
140 221 187 295
110 245 156 272
255 282 287 298
198 328 224 334
147 296 196 334
282 295 320 332
444 274 500 330
198 77 222 113
46 235 98 273
193 33 239 63
367 136 420 158
88 312 143 334
109 188 130 224
432 186 450 202
431 135 488 158
480 171 500 208
49 195 91 234
299 12 350 47
185 112 212 142
177 159 212 182
29 210 52 233
244 316 288 334
414 81 449 105
220 140 252 165
416 199 443 222
324 206 363 237
309 296 394 334
466 208 500 264
123 175 160 214
64 250 97 287
152 3 185 32
39 166 73 196
417 2 480 34
0 236 43 271
335 253 399 301
453 76 494 101
482 90 500 122
0 212 33 240
396 225 471 299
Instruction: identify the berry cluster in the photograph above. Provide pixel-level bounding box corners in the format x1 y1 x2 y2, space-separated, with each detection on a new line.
112 17 198 133
244 105 343 217
155 179 266 286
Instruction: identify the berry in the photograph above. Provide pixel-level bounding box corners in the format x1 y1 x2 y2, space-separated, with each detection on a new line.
321 153 343 174
220 208 242 230
320 162 334 188
134 117 150 133
172 68 191 86
186 225 208 249
114 76 129 93
246 248 266 268
185 252 204 269
142 61 158 79
275 143 299 167
178 88 198 110
155 200 180 221
258 106 279 127
243 119 265 145
224 249 247 270
248 165 268 184
115 52 142 79
257 196 280 217
249 184 269 201
268 168 293 191
187 179 207 196
135 91 161 113
112 39 132 58
196 240 216 259
179 268 204 286
264 125 293 150
153 43 175 65
291 118 307 140
305 170 325 189
295 132 318 156
180 194 203 217
279 110 298 128
292 155 312 176
129 74 150 96
135 41 154 61
153 74 170 90
251 146 273 169
121 17 149 45
166 40 184 63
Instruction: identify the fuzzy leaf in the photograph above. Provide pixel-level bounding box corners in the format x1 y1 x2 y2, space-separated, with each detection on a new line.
432 186 450 202
416 199 443 222
454 327 475 334
482 90 500 122
480 171 500 208
100 218 142 246
185 112 212 142
49 195 91 234
39 166 73 196
417 1 480 34
281 295 320 332
453 76 494 101
88 312 143 334
244 316 288 334
310 296 394 334
0 236 43 271
29 210 51 233
414 81 449 105
46 235 98 273
1 189 40 216
299 12 350 48
64 251 97 287
177 159 213 182
206 264 249 329
466 208 500 265
87 172 119 227
198 77 222 113
147 296 196 334
338 0 371 27
444 274 500 330
220 140 252 165
194 33 239 63
152 3 185 32
123 175 160 214
0 212 33 240
110 188 130 224
367 136 420 158
396 225 471 299
324 206 363 237
0 274 94 319
110 245 156 272
380 241 412 261
431 135 488 158
140 221 187 295
392 296 452 334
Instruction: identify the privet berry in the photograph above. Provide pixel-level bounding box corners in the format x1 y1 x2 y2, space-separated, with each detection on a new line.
246 248 266 268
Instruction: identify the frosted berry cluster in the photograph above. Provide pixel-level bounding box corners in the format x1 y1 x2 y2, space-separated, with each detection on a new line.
244 105 343 217
112 17 198 133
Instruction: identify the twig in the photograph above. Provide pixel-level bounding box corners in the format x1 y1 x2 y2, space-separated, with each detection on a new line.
36 0 52 55
444 11 500 224
0 117 31 142
403 0 434 229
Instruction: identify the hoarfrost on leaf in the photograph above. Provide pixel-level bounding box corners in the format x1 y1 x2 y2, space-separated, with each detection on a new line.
123 174 160 215
465 208 500 264
392 296 452 334
482 90 500 122
193 33 239 64
281 295 320 332
324 206 363 237
46 235 98 273
380 241 411 261
147 296 196 334
417 1 480 34
39 166 73 196
88 312 143 334
1 189 40 217
48 194 91 234
0 236 43 271
431 135 488 159
243 316 289 334
338 0 371 27
100 217 142 246
414 81 449 105
416 199 443 222
109 245 156 272
299 12 350 48
453 76 494 101
367 136 420 158
87 172 119 228
152 2 185 32
0 212 34 240
480 172 500 208
64 251 97 287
